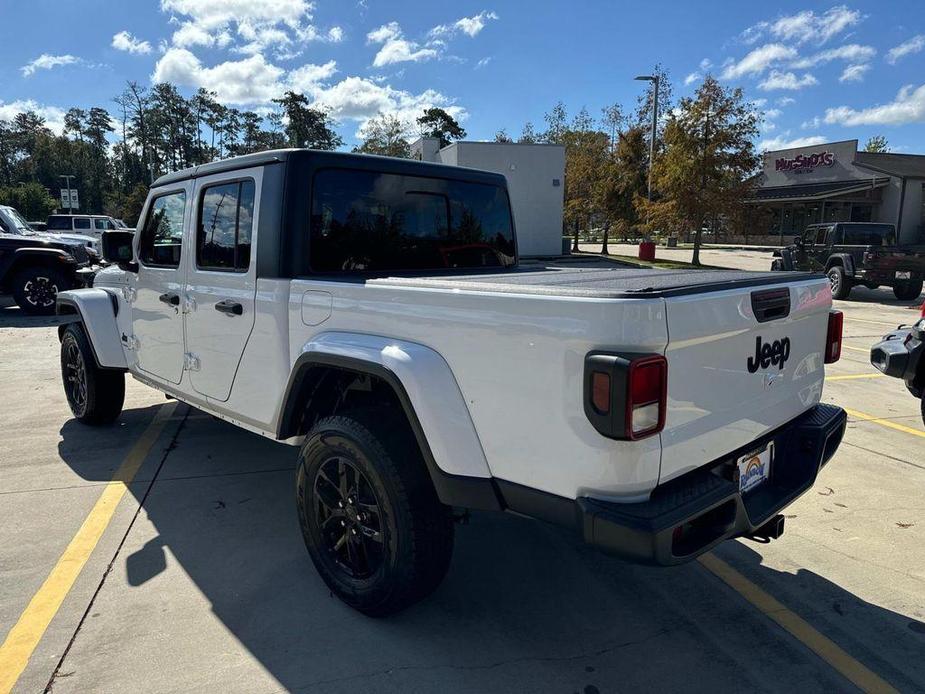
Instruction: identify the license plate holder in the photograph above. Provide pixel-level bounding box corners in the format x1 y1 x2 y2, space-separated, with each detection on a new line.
736 443 772 494
896 271 912 280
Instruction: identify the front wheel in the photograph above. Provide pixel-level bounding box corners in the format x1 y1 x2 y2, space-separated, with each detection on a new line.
827 266 852 300
12 266 70 315
296 411 454 617
893 279 923 301
60 324 125 425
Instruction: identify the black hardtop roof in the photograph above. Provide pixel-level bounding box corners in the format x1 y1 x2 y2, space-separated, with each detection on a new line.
152 148 509 188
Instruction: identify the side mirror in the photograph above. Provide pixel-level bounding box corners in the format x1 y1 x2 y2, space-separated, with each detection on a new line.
102 230 137 271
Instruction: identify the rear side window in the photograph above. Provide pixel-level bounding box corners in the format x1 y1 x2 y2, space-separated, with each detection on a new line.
840 224 896 246
74 218 91 230
46 216 70 230
94 218 107 230
197 180 255 271
139 192 187 267
309 168 516 273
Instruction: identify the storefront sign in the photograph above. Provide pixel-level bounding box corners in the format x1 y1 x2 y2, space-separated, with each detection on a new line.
775 151 836 174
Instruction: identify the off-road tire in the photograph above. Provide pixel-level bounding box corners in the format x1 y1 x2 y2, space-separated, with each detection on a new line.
296 410 454 617
893 279 923 301
827 265 851 300
921 397 925 428
12 265 70 315
60 323 125 425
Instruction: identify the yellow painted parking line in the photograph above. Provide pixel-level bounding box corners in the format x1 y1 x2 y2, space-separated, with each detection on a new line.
842 344 871 353
827 373 884 381
844 407 925 439
699 553 898 693
0 402 177 694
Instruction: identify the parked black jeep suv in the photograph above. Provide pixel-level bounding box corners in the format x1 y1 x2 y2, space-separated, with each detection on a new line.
0 230 97 314
771 222 925 300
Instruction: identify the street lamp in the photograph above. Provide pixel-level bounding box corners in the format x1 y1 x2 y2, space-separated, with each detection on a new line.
634 74 659 204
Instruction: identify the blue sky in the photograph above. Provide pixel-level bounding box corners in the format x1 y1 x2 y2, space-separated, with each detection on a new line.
1 0 924 152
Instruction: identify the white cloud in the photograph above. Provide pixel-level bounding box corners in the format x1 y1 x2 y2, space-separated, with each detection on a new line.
20 54 79 77
153 48 285 105
758 70 818 91
430 11 499 38
288 59 338 91
721 43 797 79
699 58 713 71
112 31 152 55
475 57 492 69
161 0 340 57
759 133 828 151
839 64 870 82
367 22 437 67
801 116 822 129
777 97 796 106
790 43 875 68
824 84 925 126
684 72 701 86
0 99 67 133
770 6 862 44
764 108 782 120
886 35 925 64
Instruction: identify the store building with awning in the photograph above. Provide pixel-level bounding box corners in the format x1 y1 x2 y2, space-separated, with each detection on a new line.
747 139 925 245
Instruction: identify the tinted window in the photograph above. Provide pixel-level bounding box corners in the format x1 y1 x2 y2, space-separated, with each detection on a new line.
46 216 70 230
74 217 91 229
814 226 831 245
840 224 896 246
197 180 255 271
140 192 187 267
94 218 108 230
309 169 515 273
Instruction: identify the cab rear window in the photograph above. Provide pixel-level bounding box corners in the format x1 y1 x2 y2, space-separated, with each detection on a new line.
46 216 71 230
840 224 896 246
308 168 516 273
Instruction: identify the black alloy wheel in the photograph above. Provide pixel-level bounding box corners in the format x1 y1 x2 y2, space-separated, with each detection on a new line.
61 334 88 418
314 456 385 579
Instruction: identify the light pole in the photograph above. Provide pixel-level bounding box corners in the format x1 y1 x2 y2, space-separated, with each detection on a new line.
58 174 75 213
634 74 659 204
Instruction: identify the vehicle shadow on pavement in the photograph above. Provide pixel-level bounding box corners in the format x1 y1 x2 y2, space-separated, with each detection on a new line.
0 297 65 328
55 407 925 694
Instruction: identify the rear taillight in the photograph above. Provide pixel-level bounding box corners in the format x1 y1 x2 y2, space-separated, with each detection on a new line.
919 302 925 318
584 353 667 440
825 310 843 364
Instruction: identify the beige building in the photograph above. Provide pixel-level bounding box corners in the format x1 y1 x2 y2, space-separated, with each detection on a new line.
412 138 566 256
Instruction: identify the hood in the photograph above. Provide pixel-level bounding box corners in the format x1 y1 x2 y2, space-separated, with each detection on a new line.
0 231 86 253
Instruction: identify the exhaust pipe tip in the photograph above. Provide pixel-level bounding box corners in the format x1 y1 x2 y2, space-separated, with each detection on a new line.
747 514 785 542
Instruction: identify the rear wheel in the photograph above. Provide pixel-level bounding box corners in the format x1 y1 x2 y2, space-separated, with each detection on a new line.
60 324 125 425
893 279 923 301
296 411 454 617
827 266 851 300
12 266 70 315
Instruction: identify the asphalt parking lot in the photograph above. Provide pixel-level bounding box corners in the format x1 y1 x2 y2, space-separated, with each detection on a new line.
1 251 923 694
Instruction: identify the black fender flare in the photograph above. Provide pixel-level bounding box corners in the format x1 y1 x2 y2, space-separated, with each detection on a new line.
277 352 504 512
0 247 74 286
825 253 855 277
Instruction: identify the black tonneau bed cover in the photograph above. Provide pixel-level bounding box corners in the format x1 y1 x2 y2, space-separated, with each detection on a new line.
370 266 818 299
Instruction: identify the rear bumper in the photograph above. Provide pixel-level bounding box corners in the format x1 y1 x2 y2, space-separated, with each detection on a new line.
566 404 846 565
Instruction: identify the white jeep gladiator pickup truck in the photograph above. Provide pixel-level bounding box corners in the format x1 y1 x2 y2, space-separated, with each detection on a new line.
56 149 848 616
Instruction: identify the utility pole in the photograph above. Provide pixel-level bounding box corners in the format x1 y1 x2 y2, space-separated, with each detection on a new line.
58 174 75 213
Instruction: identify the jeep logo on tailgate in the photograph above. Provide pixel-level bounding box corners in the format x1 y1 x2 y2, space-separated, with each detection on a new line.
747 336 791 373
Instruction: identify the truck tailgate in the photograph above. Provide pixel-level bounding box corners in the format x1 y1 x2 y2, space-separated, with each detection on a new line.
659 276 832 484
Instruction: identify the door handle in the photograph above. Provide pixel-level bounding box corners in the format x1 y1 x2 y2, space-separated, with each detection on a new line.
159 292 180 306
214 299 243 316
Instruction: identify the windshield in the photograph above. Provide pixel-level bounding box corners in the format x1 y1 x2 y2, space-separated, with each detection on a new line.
3 207 34 234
